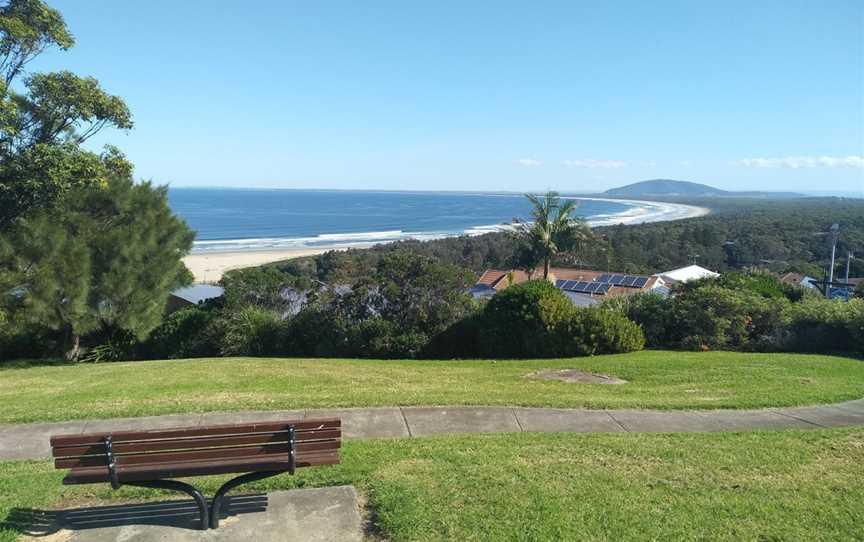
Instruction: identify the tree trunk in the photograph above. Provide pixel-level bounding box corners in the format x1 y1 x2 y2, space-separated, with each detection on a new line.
64 328 80 362
543 256 550 280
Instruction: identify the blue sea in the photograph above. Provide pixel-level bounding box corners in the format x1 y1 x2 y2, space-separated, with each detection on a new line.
167 188 663 253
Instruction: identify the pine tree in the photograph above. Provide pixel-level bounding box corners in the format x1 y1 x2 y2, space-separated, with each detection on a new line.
3 175 194 360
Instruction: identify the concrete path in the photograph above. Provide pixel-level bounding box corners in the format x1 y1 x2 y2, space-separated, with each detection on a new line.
17 486 363 542
2 400 864 461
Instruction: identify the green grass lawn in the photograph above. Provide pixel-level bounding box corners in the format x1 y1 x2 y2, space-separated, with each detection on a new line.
1 429 862 541
1 351 863 424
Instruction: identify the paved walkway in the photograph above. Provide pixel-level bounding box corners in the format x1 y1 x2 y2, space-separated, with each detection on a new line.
3 400 864 461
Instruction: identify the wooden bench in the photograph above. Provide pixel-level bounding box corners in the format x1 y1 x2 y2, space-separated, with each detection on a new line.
50 418 341 530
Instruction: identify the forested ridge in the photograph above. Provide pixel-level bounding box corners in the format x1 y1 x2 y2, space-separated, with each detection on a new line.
277 197 864 282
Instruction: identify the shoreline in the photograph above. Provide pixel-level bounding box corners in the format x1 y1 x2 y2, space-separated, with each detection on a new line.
183 199 710 283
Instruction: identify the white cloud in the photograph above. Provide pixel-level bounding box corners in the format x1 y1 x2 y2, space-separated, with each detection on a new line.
515 158 543 167
733 156 864 169
562 159 627 169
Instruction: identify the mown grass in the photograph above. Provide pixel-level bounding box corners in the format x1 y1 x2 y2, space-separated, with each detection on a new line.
1 351 863 423
1 429 862 541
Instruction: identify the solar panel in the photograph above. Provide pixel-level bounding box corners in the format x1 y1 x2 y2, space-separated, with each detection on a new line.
598 284 611 294
555 279 567 288
586 282 601 293
634 277 648 288
563 280 577 290
610 275 624 285
597 274 611 283
574 281 590 291
622 276 638 287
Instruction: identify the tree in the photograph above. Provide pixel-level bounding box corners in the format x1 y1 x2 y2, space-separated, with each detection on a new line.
0 0 132 227
512 191 592 279
3 175 194 360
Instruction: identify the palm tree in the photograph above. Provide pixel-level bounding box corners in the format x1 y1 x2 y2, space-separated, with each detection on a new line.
512 191 592 279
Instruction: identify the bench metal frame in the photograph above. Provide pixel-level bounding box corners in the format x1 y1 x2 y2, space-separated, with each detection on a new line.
101 427 297 530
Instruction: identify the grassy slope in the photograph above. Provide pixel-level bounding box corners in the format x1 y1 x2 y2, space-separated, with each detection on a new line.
1 351 863 423
1 429 862 541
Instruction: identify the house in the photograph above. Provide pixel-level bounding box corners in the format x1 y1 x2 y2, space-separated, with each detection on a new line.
655 264 719 284
778 272 818 289
166 284 225 312
472 267 666 305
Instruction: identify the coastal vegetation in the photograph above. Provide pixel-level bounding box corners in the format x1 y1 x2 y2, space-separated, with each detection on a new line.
510 191 592 278
2 428 863 541
0 0 193 360
2 351 863 423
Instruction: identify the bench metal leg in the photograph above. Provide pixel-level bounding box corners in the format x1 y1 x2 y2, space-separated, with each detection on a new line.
126 480 210 530
209 471 284 529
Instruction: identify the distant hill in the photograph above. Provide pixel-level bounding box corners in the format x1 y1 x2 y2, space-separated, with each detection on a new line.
603 179 802 198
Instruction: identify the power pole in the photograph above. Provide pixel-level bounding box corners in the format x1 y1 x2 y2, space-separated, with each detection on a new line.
846 252 853 284
827 223 839 298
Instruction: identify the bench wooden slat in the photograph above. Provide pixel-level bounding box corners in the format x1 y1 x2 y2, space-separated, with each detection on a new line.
52 429 341 458
62 451 340 485
50 418 340 448
55 439 339 469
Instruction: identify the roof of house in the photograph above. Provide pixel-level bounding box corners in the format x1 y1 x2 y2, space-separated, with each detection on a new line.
476 269 533 290
656 265 719 283
779 272 805 285
170 284 225 304
473 267 662 302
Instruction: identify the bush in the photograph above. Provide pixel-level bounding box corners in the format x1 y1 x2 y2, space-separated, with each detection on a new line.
421 312 484 359
145 307 220 359
607 292 676 347
697 271 803 302
787 298 863 354
479 280 575 358
219 306 285 356
284 306 349 357
551 308 645 356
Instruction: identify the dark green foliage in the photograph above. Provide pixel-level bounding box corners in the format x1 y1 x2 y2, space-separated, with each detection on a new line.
283 251 476 359
145 307 220 359
0 1 133 225
586 198 864 275
551 308 645 356
421 313 484 359
221 266 311 314
687 271 803 301
671 286 790 351
477 280 644 358
604 293 677 347
220 306 285 357
479 280 574 358
1 175 194 359
787 298 864 354
855 282 864 299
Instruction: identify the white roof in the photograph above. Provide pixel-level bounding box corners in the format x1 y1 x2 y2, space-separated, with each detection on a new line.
656 265 719 283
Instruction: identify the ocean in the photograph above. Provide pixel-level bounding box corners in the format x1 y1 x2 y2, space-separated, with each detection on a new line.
167 188 688 253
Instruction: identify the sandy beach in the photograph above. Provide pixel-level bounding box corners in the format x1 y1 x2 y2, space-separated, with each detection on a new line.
183 199 710 283
184 248 338 283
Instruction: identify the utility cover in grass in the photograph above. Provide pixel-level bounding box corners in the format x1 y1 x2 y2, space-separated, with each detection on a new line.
529 369 627 385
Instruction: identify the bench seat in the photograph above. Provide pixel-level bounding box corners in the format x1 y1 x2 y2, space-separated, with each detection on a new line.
49 418 341 529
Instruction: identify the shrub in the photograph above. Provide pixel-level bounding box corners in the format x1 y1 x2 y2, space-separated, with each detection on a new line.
145 307 220 359
421 312 484 359
219 306 285 356
787 298 863 354
607 292 676 347
551 308 645 356
479 280 574 358
284 306 349 357
670 285 791 351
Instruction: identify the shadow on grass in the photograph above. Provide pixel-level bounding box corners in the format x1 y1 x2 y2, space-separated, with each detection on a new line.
1 494 268 536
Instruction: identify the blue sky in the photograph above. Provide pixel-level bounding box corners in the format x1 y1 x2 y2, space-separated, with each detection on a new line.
29 0 864 194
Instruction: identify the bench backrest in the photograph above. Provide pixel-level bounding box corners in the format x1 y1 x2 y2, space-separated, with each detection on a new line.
50 418 340 479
